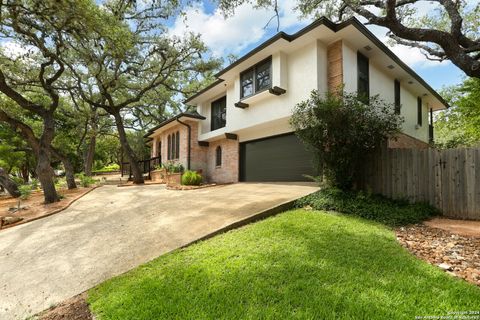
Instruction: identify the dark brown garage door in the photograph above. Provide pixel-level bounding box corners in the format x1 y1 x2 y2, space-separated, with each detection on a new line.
239 133 316 182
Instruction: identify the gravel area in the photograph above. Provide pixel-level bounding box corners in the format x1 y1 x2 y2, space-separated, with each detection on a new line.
396 223 480 286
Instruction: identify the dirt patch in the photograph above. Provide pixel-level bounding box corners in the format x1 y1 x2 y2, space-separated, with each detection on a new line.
424 218 480 238
0 187 96 230
396 223 480 286
36 293 92 320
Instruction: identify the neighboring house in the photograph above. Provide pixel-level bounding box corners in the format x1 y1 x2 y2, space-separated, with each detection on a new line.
145 17 448 184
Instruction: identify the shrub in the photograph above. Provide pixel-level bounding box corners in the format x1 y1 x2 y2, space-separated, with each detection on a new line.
164 161 184 173
93 164 120 173
30 178 40 190
290 91 403 190
18 184 32 200
296 188 439 227
10 176 24 186
54 177 67 189
181 170 202 186
77 173 97 187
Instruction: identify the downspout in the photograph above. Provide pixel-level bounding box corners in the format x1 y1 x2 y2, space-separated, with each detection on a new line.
176 118 191 170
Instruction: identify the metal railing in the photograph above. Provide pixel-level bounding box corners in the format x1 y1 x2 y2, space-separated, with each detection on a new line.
121 156 161 180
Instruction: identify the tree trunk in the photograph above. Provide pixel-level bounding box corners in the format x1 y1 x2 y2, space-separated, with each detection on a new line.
84 109 98 176
0 167 21 198
37 114 59 203
62 158 77 189
113 112 144 184
84 134 96 176
21 163 29 183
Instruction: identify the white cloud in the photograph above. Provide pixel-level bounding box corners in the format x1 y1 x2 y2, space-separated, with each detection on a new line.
169 1 307 57
170 1 451 70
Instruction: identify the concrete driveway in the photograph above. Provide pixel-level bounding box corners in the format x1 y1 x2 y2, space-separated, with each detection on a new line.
0 182 318 319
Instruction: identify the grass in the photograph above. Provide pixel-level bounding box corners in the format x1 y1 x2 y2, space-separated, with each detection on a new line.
296 187 439 227
88 209 480 319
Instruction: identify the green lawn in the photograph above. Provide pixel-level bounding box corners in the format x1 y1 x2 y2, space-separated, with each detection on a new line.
88 209 480 319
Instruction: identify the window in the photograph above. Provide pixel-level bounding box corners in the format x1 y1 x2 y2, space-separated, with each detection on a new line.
211 96 227 131
167 135 171 160
357 52 369 103
240 57 272 99
175 131 180 159
215 146 222 167
417 97 423 126
394 79 401 114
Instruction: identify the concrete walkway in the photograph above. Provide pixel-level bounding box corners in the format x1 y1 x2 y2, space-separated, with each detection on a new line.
0 183 318 319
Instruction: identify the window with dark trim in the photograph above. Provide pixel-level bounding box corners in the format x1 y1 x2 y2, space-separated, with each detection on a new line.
175 131 180 159
357 52 369 104
417 97 423 126
211 96 227 131
240 57 272 99
394 79 401 114
215 146 222 167
167 135 171 160
157 141 162 158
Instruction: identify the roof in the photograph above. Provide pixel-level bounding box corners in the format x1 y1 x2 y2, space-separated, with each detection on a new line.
184 16 449 109
144 111 206 138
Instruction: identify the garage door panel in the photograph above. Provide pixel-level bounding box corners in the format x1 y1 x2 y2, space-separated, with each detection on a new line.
239 133 316 182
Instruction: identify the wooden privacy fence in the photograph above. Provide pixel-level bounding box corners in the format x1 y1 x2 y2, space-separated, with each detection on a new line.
358 147 480 220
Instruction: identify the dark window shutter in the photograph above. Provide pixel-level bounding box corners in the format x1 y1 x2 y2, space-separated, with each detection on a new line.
357 52 369 104
417 97 423 126
394 80 401 114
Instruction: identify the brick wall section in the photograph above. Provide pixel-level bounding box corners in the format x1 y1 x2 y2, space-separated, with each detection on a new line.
206 138 239 184
388 133 430 149
188 121 208 173
151 123 189 168
149 121 240 183
327 40 343 93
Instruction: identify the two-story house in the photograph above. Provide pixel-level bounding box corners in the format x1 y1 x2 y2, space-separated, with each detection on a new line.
144 17 448 184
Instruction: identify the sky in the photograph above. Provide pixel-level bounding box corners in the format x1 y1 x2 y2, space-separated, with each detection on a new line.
169 0 466 91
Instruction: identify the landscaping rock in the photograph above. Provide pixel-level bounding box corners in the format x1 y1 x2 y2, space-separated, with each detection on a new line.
396 223 480 287
438 263 452 271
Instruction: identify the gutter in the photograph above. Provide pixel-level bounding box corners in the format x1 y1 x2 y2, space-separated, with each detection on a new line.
176 118 191 170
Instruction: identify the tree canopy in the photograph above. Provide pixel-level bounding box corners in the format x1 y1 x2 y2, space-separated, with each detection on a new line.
435 78 480 148
217 0 480 78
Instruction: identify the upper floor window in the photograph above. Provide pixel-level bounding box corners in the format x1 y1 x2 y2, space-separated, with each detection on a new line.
357 52 369 104
417 97 423 126
211 96 226 131
240 57 272 99
215 146 222 167
394 79 401 114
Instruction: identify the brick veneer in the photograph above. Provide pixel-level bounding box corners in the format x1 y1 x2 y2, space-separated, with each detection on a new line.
327 40 343 93
388 133 430 149
150 121 238 183
205 138 239 184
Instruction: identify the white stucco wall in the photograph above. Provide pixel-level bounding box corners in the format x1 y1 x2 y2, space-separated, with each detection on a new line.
343 42 429 142
195 38 431 144
197 41 323 143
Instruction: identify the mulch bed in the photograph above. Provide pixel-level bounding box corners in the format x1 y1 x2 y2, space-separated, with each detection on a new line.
36 293 92 320
0 186 96 230
166 183 218 190
396 223 480 286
